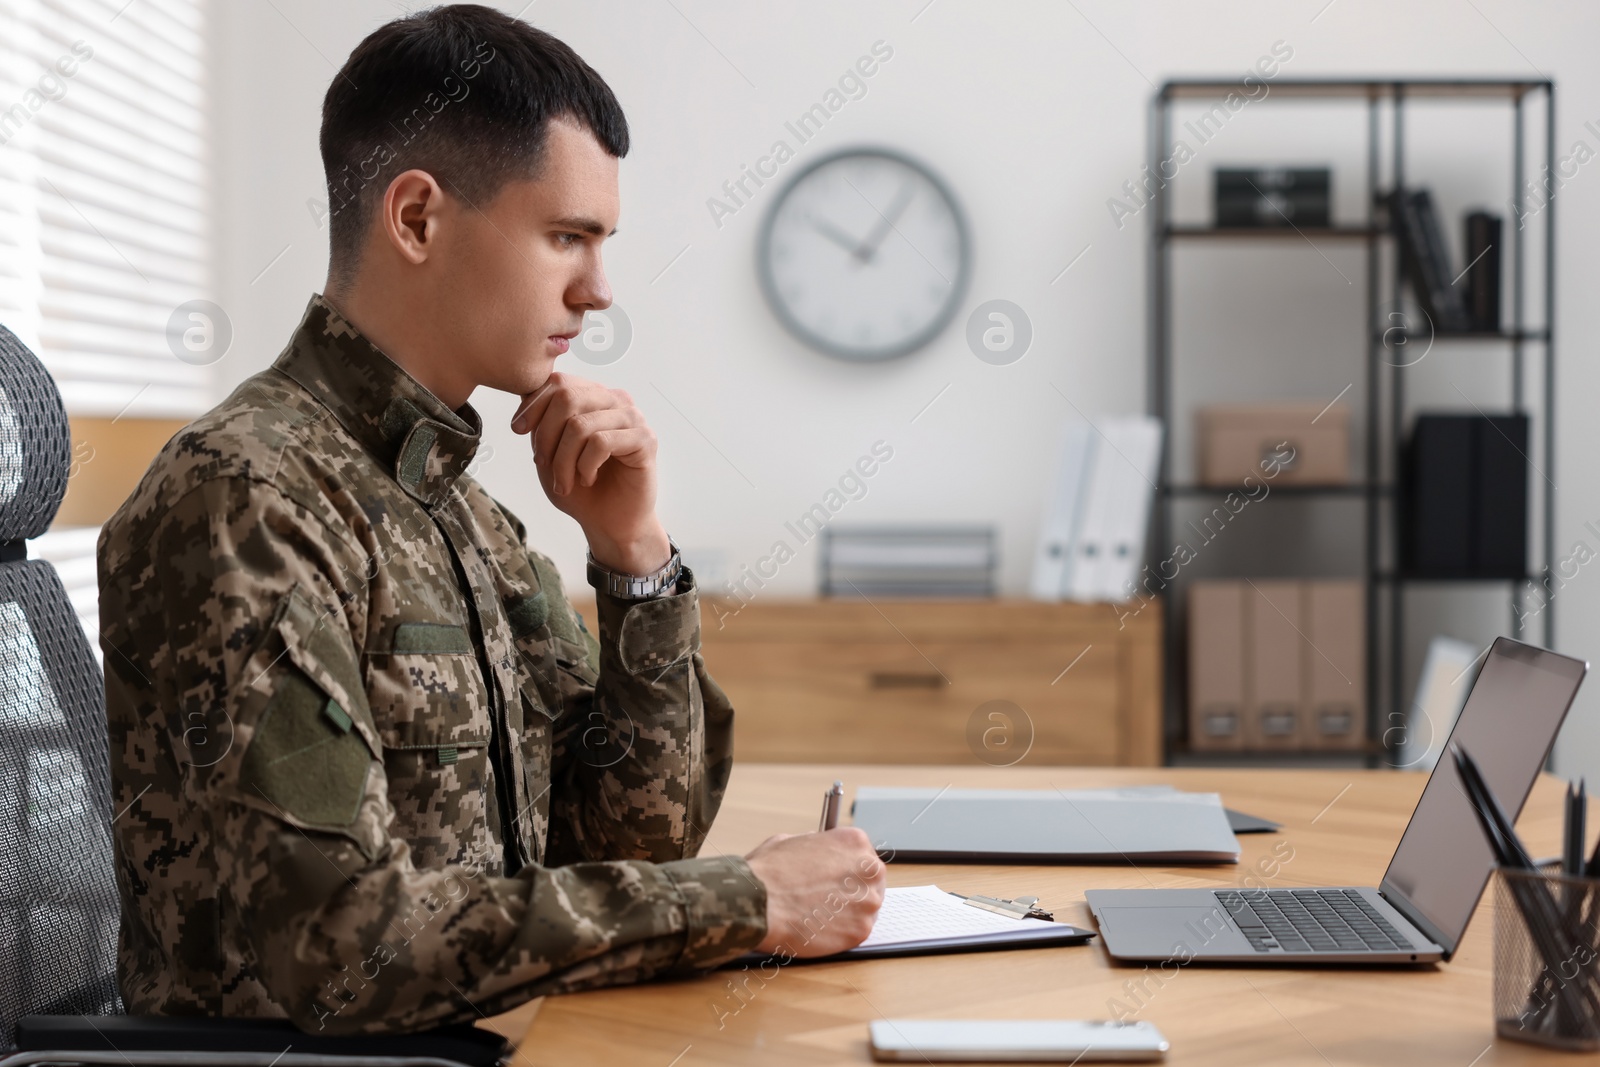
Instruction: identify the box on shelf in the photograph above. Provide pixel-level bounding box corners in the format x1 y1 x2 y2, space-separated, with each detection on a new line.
1214 167 1332 229
1196 402 1351 487
1187 578 1366 752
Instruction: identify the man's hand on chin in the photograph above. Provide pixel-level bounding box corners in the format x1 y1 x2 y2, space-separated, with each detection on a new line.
511 370 672 575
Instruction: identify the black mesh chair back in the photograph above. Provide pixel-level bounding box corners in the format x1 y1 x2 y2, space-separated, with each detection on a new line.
0 323 121 1052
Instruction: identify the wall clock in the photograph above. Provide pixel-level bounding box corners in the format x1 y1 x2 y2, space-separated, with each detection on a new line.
758 147 971 361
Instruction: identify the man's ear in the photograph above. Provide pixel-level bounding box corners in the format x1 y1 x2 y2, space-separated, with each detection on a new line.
380 169 446 266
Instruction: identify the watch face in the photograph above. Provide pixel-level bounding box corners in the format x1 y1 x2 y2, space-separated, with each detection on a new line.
759 148 970 361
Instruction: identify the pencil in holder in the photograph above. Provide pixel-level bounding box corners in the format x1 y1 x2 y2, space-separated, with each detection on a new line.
1493 866 1600 1051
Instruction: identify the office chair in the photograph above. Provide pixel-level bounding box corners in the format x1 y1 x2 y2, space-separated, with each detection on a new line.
0 324 509 1067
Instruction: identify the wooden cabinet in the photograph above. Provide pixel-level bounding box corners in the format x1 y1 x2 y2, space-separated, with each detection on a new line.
693 598 1162 766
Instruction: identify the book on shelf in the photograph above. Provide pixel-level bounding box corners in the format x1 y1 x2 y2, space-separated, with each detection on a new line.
1390 189 1470 332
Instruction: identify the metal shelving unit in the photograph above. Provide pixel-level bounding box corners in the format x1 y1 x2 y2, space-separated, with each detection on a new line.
1148 78 1556 765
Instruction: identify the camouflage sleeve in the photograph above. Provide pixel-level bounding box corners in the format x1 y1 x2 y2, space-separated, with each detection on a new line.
162 481 765 1035
534 557 739 869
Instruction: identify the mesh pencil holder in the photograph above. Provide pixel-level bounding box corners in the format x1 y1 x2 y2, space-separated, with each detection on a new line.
1494 866 1600 1051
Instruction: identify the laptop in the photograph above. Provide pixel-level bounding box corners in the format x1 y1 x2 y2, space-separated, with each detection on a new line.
1087 636 1587 964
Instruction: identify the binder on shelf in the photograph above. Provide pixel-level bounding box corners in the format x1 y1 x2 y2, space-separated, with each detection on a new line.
1096 417 1163 601
1188 581 1246 751
1474 414 1530 576
1030 416 1161 603
1402 414 1529 578
1028 424 1094 601
1305 580 1365 750
1062 428 1122 602
1403 415 1474 574
1464 211 1502 332
1245 581 1304 749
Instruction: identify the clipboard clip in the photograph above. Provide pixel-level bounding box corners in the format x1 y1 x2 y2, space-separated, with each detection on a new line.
960 893 1055 922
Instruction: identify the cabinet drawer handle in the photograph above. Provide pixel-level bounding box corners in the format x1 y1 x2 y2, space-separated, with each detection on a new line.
868 671 946 689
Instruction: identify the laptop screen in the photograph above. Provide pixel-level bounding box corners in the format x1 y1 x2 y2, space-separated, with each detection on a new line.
1380 637 1586 958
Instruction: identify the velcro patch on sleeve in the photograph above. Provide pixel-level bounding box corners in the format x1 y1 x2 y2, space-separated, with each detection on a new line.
240 669 373 829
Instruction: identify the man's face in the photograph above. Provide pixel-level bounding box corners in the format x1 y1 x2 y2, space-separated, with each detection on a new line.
431 119 618 398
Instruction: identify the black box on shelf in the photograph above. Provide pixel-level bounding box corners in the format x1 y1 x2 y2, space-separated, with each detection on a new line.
1214 167 1331 228
1401 414 1529 578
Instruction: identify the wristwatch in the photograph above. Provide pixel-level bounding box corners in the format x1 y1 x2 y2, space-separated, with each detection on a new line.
586 537 683 600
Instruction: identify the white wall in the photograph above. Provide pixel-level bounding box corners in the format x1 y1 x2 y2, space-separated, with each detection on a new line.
209 0 1600 775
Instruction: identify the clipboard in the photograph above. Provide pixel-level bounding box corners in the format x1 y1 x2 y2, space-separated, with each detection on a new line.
725 885 1095 967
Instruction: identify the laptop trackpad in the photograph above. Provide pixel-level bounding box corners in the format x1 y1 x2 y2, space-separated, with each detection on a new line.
1097 906 1247 958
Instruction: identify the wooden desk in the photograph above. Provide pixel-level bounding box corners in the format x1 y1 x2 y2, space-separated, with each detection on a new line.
504 765 1574 1065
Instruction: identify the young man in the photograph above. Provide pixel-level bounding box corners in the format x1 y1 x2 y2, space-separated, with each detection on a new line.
98 4 883 1035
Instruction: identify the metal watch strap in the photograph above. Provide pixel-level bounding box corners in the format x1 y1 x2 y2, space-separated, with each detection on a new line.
586 538 683 600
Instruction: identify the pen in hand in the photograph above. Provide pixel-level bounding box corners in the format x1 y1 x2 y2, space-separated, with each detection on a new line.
819 780 843 832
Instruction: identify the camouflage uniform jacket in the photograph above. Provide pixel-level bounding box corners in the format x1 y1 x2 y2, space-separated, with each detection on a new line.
97 294 766 1034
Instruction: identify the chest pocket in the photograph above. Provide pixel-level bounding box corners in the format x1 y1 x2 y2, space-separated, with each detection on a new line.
363 620 496 870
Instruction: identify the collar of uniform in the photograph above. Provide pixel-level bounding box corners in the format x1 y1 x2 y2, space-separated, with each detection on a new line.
275 294 481 508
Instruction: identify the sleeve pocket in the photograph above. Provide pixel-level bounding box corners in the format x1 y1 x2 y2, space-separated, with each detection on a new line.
239 667 373 830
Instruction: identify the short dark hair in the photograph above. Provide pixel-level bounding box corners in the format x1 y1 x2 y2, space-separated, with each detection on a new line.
319 4 629 290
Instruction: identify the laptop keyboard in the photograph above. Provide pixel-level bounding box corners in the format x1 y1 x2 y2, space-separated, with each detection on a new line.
1214 889 1413 953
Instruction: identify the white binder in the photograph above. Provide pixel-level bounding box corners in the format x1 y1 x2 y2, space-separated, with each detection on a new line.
1031 417 1163 603
1028 424 1094 600
1095 416 1163 601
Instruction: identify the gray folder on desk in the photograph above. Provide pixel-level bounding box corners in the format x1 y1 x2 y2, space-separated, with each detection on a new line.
850 787 1241 865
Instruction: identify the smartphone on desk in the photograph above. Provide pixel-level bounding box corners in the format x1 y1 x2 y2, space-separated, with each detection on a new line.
869 1019 1169 1062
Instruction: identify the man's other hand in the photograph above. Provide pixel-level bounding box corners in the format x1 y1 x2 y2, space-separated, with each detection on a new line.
511 371 670 575
744 828 887 957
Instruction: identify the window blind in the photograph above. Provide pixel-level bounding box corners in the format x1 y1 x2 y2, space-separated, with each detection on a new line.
4 0 212 418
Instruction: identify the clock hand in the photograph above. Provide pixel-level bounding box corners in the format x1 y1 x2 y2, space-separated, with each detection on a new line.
854 181 915 262
809 215 869 259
